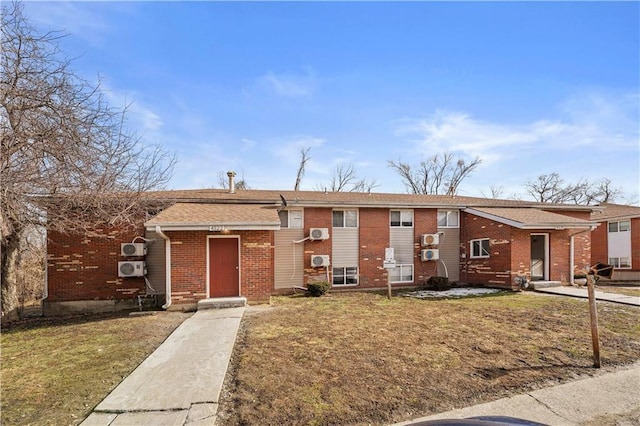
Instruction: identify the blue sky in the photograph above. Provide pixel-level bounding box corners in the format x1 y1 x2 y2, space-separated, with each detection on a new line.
23 1 640 202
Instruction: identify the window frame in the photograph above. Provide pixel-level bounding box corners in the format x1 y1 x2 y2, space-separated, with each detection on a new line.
389 264 414 283
609 220 630 233
437 210 459 228
278 209 304 229
609 257 631 269
390 210 414 228
332 266 359 286
470 238 490 259
332 209 358 228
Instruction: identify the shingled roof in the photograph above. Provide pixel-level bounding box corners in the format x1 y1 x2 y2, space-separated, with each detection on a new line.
142 188 597 211
591 203 640 221
145 203 280 231
465 207 598 229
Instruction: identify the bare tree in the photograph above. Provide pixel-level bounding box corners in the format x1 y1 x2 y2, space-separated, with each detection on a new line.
482 184 505 199
1 3 175 321
314 163 379 192
388 152 481 195
524 173 623 205
294 147 311 191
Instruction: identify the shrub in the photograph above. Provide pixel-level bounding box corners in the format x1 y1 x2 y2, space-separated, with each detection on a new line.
307 281 331 297
426 276 450 291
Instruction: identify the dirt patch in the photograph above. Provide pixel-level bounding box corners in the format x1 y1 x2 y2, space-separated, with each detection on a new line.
1 310 191 425
217 292 640 426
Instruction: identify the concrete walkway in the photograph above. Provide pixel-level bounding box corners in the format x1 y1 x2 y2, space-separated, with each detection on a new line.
534 286 640 306
81 307 244 426
394 363 640 425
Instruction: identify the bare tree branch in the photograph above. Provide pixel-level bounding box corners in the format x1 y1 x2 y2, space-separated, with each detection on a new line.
294 147 311 191
524 173 624 205
1 2 175 320
388 152 481 195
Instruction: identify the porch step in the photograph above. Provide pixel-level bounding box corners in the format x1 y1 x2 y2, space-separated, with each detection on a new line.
197 297 247 310
529 281 562 290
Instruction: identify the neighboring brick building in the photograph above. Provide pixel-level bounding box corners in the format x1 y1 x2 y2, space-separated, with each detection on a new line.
44 182 602 314
591 203 640 281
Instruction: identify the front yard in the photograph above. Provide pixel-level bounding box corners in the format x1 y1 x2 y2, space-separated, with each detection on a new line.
218 292 640 425
1 311 191 425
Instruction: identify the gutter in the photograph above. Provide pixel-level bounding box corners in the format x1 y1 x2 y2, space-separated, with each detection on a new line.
155 225 172 310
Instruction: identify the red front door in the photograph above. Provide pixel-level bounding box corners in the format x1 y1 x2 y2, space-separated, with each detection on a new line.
209 238 240 297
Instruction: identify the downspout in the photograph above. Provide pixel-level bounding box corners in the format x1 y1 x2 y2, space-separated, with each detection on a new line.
41 238 48 302
155 226 172 309
570 236 575 285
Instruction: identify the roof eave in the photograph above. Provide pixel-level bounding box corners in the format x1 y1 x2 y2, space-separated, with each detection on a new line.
145 222 281 231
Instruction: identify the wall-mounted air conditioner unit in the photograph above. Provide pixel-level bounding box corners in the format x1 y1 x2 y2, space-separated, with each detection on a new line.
121 242 147 257
309 228 329 241
421 249 439 261
118 261 146 277
311 255 330 267
421 233 439 247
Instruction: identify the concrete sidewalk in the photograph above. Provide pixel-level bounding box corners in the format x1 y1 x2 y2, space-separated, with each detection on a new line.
394 363 640 425
534 286 640 306
81 307 244 426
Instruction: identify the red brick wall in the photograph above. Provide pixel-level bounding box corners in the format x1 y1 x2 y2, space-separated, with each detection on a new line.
414 209 438 284
632 218 640 271
358 208 390 288
47 226 146 302
166 231 208 305
461 212 591 289
591 224 608 265
303 208 333 284
460 213 514 289
167 230 274 304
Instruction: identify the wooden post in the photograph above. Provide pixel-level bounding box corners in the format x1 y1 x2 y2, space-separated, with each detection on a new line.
587 274 601 368
387 275 392 300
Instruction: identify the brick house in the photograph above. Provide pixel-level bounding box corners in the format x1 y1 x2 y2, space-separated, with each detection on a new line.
591 203 640 281
44 184 599 314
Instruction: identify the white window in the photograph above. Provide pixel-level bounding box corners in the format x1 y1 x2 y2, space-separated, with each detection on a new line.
333 210 358 228
609 257 631 269
609 220 630 233
470 238 490 258
333 267 358 285
278 210 303 229
390 210 413 227
438 210 459 228
389 264 414 283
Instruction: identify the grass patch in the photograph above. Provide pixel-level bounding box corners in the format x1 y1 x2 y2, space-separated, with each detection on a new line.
218 292 640 425
1 311 191 425
597 286 640 297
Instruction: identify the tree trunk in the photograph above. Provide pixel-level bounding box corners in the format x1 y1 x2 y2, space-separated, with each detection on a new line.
1 231 22 322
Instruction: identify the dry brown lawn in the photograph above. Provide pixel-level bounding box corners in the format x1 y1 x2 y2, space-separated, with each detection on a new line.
1 311 191 425
218 292 640 426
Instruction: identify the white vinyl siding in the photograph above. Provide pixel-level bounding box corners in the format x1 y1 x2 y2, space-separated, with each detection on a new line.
390 226 414 284
144 229 166 294
608 220 631 268
437 227 460 282
274 229 305 289
332 227 359 268
389 227 414 264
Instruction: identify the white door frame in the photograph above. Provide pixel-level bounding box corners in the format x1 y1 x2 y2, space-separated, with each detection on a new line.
531 233 550 281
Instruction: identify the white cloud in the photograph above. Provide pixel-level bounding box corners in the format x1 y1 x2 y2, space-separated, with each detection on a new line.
253 69 317 98
395 90 639 165
23 2 121 45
